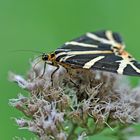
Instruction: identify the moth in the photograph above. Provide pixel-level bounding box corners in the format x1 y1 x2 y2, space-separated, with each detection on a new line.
40 30 140 79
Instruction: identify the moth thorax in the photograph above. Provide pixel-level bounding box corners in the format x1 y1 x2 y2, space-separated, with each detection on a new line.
48 53 56 61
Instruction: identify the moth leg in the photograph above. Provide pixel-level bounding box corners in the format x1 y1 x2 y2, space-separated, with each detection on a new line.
51 65 60 86
65 68 79 88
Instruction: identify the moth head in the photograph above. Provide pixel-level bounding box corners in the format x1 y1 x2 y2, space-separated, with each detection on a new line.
42 53 49 61
41 53 55 65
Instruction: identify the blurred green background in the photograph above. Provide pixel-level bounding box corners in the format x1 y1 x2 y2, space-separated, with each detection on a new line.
1 0 140 139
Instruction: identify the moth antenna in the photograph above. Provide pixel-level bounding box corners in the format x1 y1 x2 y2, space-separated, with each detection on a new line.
33 54 43 60
9 49 44 54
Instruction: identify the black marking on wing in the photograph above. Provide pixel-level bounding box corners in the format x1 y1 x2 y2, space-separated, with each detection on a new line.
93 30 109 40
56 30 124 53
56 53 140 77
55 46 103 52
57 53 120 73
54 30 140 77
112 32 123 43
123 61 140 76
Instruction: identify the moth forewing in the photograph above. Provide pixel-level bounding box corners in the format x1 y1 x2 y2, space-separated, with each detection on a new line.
41 30 140 84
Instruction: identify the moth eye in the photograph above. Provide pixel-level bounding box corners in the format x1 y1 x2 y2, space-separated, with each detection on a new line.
42 54 48 61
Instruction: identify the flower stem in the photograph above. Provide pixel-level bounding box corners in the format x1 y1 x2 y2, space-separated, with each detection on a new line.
67 123 77 140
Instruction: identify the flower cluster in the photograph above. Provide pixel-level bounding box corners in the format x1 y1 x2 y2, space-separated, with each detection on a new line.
9 60 140 140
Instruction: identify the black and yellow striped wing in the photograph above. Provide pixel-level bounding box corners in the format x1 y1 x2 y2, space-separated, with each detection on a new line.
55 30 140 76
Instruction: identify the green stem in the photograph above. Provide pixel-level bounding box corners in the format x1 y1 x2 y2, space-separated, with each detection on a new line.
67 124 77 140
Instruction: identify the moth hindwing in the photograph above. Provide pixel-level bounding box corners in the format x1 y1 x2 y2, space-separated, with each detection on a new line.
53 30 140 77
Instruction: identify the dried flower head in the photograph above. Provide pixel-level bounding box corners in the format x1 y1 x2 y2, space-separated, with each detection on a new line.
9 58 140 140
